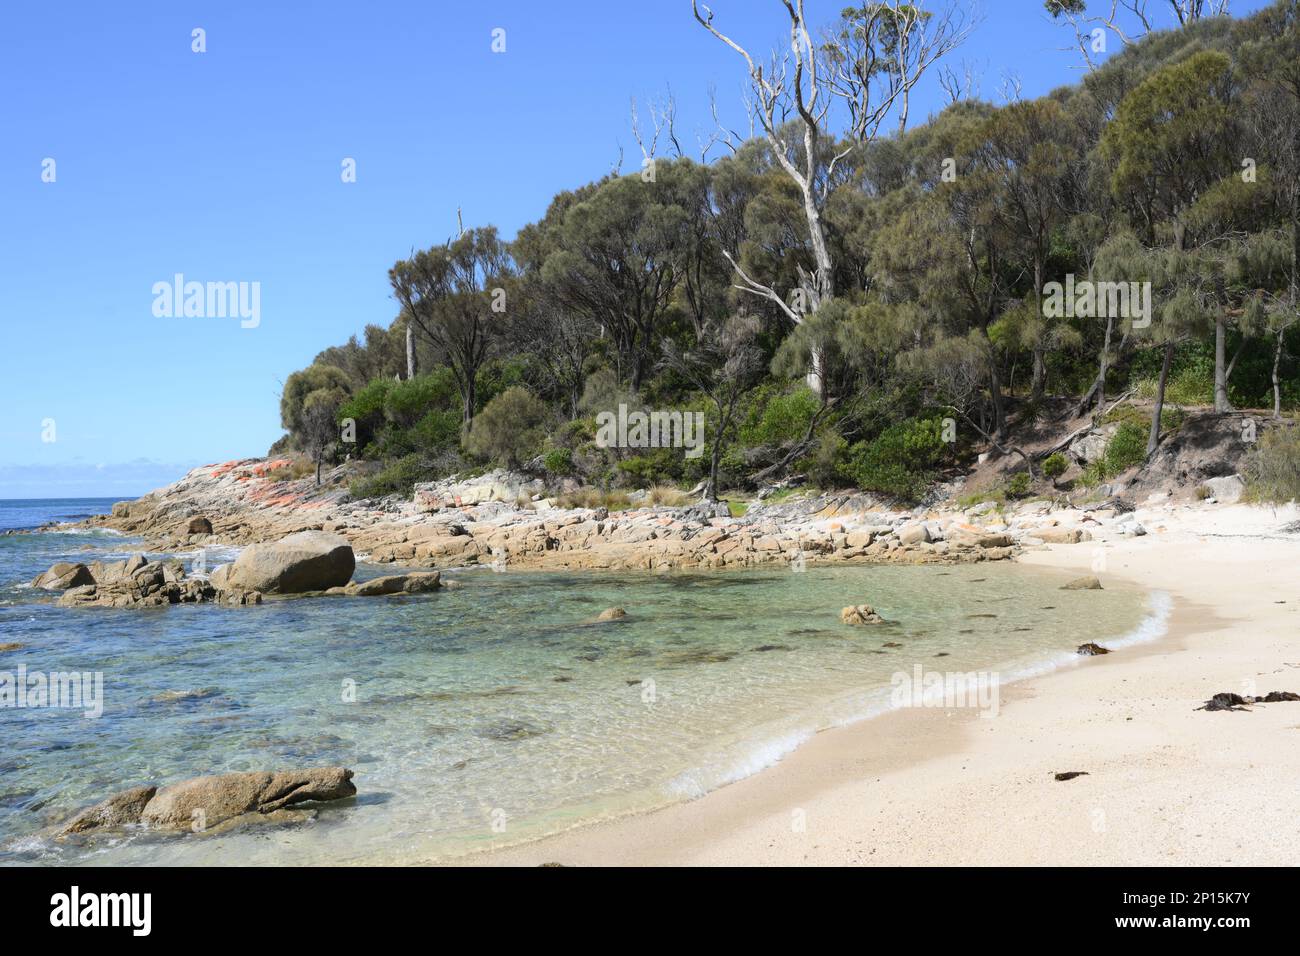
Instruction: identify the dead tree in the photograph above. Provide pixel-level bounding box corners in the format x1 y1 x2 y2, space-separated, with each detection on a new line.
692 0 971 395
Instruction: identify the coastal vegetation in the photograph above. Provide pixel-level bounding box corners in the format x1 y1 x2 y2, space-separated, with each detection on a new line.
274 1 1300 506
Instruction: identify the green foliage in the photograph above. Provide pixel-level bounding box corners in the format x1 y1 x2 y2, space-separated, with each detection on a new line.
464 386 549 467
1106 421 1149 473
1042 452 1069 480
543 448 573 475
738 385 820 447
846 417 949 501
348 454 433 500
1006 472 1032 498
615 449 683 488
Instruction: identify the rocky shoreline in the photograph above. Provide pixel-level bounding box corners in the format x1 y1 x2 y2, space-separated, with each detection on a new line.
56 458 1161 583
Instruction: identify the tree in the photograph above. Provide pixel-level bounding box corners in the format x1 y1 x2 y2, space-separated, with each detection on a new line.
975 99 1080 401
1102 50 1236 445
692 0 971 393
1046 0 1233 70
661 314 766 500
280 364 351 484
539 168 687 391
389 226 514 426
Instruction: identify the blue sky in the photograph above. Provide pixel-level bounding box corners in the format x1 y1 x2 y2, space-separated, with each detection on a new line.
0 0 1270 498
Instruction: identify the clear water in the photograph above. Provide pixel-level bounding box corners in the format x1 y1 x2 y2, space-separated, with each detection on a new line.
0 498 1164 865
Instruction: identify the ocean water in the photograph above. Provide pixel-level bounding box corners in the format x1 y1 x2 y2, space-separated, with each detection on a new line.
0 498 1167 865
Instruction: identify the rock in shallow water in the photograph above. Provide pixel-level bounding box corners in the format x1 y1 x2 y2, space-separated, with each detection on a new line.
840 604 885 625
223 531 355 594
58 768 355 836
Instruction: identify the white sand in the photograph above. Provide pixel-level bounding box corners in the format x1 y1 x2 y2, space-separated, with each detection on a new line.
463 502 1300 866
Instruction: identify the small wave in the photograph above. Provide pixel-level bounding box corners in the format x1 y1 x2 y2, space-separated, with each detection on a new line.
666 729 812 799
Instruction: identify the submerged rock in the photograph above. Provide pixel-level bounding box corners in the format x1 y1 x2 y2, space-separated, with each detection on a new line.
1076 642 1110 656
596 607 627 622
1054 771 1089 782
840 604 885 625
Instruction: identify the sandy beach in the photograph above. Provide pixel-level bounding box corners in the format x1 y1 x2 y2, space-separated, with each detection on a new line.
466 501 1300 866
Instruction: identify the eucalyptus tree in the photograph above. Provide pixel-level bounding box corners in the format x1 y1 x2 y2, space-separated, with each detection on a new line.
1102 50 1239 439
661 314 766 501
974 98 1082 401
692 0 972 393
1238 0 1300 405
389 226 515 426
537 166 689 392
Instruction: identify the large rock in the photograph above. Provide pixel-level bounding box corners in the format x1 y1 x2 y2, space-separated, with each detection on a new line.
187 516 213 535
897 523 931 546
223 531 355 594
1200 474 1245 504
140 768 356 831
1069 425 1117 464
31 562 95 590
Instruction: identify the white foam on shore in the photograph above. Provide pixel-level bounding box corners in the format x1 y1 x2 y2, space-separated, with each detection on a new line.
659 588 1173 805
666 729 814 799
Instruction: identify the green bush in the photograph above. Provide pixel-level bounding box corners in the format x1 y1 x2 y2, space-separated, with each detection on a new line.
464 386 548 467
1006 472 1032 497
739 385 820 447
615 448 682 488
1042 452 1069 480
846 417 948 501
348 454 432 499
1104 421 1148 474
543 448 573 475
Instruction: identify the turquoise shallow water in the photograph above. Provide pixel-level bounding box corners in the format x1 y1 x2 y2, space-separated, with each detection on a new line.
0 499 1165 865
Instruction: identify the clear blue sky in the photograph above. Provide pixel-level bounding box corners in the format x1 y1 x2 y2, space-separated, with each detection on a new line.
0 0 1270 498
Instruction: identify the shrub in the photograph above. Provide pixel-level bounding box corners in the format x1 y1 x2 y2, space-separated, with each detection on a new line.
464 387 548 467
1104 421 1147 474
348 454 432 499
543 448 573 475
615 448 683 488
1244 426 1300 503
554 487 633 511
646 485 694 507
739 385 820 447
846 417 948 501
1042 452 1069 481
1006 472 1032 498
